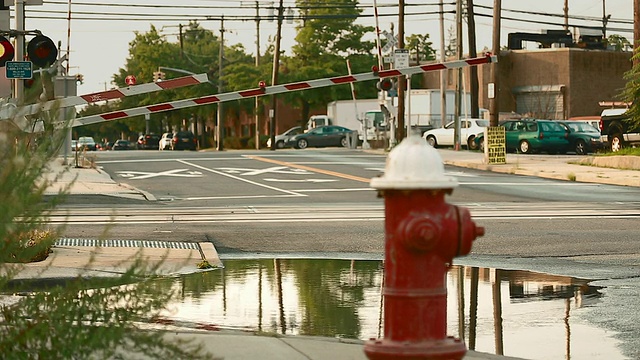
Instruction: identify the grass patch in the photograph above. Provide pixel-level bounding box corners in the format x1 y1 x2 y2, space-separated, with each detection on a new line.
598 148 640 156
567 173 577 181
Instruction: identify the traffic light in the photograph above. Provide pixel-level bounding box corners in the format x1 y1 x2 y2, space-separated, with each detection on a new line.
377 78 393 91
27 35 57 68
0 36 14 67
75 74 84 84
153 71 165 82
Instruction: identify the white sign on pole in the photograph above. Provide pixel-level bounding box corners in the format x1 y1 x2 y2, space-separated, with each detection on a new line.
394 49 410 69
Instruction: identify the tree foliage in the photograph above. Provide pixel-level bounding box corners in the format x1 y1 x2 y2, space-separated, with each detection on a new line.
282 0 377 123
620 51 640 129
406 34 436 63
607 34 631 52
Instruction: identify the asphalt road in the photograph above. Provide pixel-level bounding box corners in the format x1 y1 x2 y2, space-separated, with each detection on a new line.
52 148 640 359
57 149 640 257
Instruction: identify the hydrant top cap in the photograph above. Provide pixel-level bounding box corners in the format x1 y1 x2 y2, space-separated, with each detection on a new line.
370 136 458 190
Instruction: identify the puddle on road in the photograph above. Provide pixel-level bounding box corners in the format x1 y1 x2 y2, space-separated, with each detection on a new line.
162 259 626 360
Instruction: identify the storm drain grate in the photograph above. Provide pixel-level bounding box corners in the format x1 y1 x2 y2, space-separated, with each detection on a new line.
55 238 199 250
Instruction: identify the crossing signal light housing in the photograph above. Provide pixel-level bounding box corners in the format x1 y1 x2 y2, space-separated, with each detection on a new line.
27 35 57 68
377 78 393 91
0 36 15 67
153 71 165 82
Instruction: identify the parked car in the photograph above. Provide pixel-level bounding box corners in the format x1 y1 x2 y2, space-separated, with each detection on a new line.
159 132 174 150
267 126 302 149
285 125 355 149
103 141 115 150
70 140 78 151
171 130 197 150
77 136 97 151
137 134 161 150
557 120 605 155
422 119 489 150
410 124 435 137
475 119 569 154
112 139 132 150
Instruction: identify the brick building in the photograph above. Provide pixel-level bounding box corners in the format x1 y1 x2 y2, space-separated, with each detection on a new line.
421 48 632 120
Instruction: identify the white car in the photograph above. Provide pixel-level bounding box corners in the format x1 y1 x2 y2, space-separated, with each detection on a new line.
267 126 302 149
422 118 489 150
159 132 174 150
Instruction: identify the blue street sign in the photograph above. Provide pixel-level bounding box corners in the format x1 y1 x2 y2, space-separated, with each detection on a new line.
6 61 33 79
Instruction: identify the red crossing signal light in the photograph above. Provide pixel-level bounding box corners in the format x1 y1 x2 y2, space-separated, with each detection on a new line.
27 35 57 68
377 78 393 91
0 36 15 67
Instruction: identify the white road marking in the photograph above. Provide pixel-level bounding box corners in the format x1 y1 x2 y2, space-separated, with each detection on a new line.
116 169 203 180
216 166 312 176
263 178 338 183
177 160 306 197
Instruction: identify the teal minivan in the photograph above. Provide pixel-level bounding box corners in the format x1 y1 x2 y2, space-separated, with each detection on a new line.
476 119 570 154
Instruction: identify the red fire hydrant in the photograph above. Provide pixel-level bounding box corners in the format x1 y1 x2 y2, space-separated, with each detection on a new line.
365 136 485 360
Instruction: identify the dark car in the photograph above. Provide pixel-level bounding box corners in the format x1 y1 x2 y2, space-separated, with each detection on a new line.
286 125 355 149
77 136 97 151
557 120 605 155
112 139 132 150
137 134 161 150
171 131 197 150
475 119 569 154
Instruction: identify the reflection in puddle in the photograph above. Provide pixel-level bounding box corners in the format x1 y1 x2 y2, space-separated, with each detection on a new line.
162 259 625 360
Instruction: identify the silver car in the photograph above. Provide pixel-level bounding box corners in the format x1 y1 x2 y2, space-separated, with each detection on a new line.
267 126 302 149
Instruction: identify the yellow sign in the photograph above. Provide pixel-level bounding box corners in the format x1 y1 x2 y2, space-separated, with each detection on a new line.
486 126 506 164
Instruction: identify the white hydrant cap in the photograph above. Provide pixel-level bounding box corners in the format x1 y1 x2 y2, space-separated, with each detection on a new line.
370 135 458 190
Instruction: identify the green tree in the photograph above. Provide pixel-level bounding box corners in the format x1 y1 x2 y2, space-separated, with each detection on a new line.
282 0 377 123
620 51 640 129
0 105 216 359
607 34 631 52
405 34 436 63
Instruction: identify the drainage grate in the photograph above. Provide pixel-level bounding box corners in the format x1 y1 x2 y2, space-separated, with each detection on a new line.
55 238 200 250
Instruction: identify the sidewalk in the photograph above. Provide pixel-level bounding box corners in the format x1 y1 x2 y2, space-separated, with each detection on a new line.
438 149 640 187
29 149 639 360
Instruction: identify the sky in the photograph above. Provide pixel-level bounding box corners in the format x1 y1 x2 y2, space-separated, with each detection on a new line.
6 0 634 96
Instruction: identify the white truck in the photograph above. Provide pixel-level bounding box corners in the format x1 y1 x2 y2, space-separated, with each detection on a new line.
306 99 383 141
401 89 474 128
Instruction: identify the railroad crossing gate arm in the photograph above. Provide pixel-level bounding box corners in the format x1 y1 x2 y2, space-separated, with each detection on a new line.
72 55 497 128
0 73 210 126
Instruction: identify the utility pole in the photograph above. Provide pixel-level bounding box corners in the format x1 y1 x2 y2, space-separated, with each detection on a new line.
396 0 405 142
489 0 501 127
255 1 261 149
467 0 479 119
217 17 225 151
269 0 284 151
439 1 446 129
563 0 569 31
179 23 184 58
636 0 640 67
14 0 25 104
454 0 463 150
